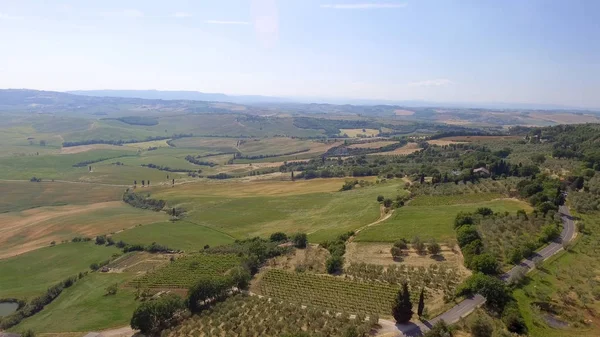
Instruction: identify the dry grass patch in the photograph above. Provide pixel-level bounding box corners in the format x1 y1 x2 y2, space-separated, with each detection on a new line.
152 177 376 198
0 201 168 259
60 144 129 154
348 141 398 149
394 109 415 116
368 142 420 156
340 128 380 137
428 139 468 146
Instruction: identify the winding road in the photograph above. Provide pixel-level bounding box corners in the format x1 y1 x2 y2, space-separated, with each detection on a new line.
385 205 576 336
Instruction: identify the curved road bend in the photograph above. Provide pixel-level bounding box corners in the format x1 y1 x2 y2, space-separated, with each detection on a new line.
388 205 576 337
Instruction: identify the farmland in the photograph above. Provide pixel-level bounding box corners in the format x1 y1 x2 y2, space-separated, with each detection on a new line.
0 98 597 336
0 242 120 299
112 221 234 252
355 198 532 242
14 273 138 333
129 254 241 289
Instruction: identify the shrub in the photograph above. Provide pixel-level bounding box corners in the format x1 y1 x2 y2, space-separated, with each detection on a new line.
393 239 408 249
470 314 493 337
502 301 527 334
95 235 106 245
377 195 385 202
423 320 453 337
105 283 118 296
454 211 474 228
269 232 288 242
456 225 480 247
326 256 344 274
427 242 441 256
291 233 308 248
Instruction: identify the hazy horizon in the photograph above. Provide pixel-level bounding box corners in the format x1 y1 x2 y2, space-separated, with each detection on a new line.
1 0 599 108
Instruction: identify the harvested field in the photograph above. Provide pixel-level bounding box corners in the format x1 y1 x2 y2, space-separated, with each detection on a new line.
122 139 171 149
0 201 168 259
367 142 420 156
347 141 397 149
437 135 522 142
60 144 132 154
427 139 467 146
394 109 415 116
339 128 380 137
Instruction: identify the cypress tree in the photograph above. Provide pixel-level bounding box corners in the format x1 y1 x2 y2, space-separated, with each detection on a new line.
392 282 413 323
417 288 425 317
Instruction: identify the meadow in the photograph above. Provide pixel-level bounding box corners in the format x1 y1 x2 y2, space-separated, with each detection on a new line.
14 273 138 333
149 178 407 243
356 198 532 242
0 242 120 299
112 221 234 252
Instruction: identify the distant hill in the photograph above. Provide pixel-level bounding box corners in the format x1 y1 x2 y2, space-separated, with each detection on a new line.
68 90 291 104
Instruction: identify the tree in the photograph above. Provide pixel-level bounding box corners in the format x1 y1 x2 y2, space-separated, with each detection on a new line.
469 253 499 275
390 246 403 260
423 320 452 337
130 294 186 335
393 239 408 249
269 232 288 242
392 282 413 323
326 255 344 274
456 225 480 247
470 314 493 337
291 233 308 248
343 326 359 337
229 266 251 290
383 198 393 208
291 171 295 181
417 288 425 317
428 242 441 256
454 212 474 228
457 273 509 312
412 236 426 255
142 180 145 186
105 283 118 295
377 195 385 202
39 140 46 146
187 277 231 312
475 207 493 217
95 235 106 245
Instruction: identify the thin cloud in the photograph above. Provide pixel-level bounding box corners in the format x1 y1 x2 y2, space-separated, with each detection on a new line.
205 20 250 25
321 3 407 9
172 12 192 18
0 13 25 20
409 79 453 87
100 9 144 18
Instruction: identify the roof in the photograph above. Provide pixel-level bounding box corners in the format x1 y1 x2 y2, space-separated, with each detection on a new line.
473 167 490 175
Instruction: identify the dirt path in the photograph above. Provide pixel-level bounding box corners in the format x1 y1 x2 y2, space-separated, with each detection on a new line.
98 326 137 337
347 206 394 243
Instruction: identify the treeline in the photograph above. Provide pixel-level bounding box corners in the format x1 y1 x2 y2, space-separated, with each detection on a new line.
235 148 310 160
123 191 166 211
73 154 131 167
115 116 158 126
141 163 201 173
321 232 353 274
63 134 193 147
0 274 85 329
428 130 506 140
184 155 218 167
292 117 381 136
206 173 235 180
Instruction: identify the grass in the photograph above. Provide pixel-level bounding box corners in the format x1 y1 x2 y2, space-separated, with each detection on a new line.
0 242 120 299
14 273 139 333
408 193 506 206
0 181 124 213
238 138 314 157
149 178 406 244
0 149 137 180
112 221 235 252
355 198 532 242
512 210 600 337
339 128 380 137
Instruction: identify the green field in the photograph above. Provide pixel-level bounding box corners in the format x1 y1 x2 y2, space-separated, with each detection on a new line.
150 179 407 243
112 221 235 252
15 273 138 333
0 243 120 299
0 181 124 213
356 198 532 242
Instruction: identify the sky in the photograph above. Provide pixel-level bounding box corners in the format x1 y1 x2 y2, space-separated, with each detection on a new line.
0 0 599 108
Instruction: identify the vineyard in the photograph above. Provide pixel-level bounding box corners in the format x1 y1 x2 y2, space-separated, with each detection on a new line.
165 294 378 337
129 254 240 289
260 269 399 316
411 178 522 197
345 262 463 303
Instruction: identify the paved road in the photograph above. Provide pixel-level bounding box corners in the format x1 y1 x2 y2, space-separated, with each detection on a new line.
388 205 576 336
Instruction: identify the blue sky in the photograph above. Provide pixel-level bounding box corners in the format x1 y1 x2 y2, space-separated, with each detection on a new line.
0 0 599 107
